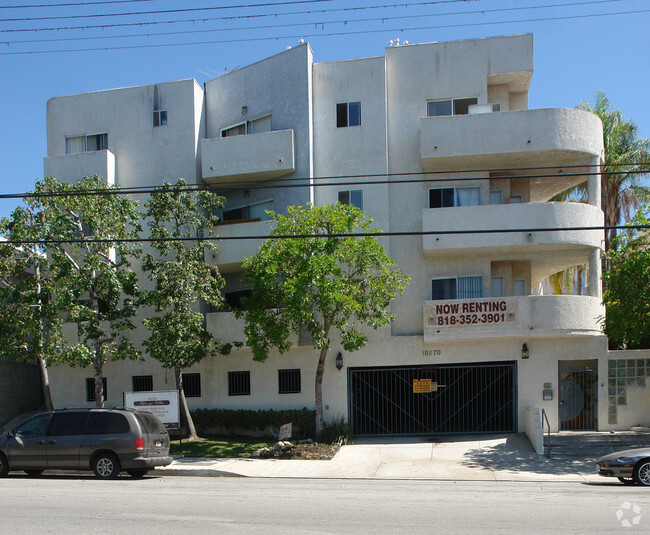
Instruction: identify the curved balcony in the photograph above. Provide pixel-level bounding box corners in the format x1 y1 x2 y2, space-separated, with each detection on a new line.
422 202 603 257
421 108 603 170
43 149 115 185
201 129 295 184
423 295 604 342
206 311 298 346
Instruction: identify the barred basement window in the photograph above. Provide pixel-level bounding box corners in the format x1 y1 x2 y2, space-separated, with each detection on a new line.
86 377 107 402
278 369 301 394
132 375 153 392
228 371 250 396
183 373 201 398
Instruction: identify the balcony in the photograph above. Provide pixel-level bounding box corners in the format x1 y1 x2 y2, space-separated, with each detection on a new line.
420 108 603 170
206 220 273 272
43 149 115 185
422 202 603 257
423 295 604 342
201 129 295 184
206 311 298 346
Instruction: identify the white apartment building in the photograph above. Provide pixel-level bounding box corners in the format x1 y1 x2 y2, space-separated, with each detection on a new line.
43 34 650 439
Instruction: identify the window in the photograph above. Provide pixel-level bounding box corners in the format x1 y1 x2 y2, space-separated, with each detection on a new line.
429 187 480 208
86 377 107 402
490 190 503 205
491 276 504 298
338 190 363 210
278 369 301 394
86 412 130 434
228 371 250 396
65 133 108 154
336 102 361 127
509 195 522 203
224 289 252 310
222 200 273 222
427 97 478 117
15 413 51 437
221 114 272 137
132 375 153 392
513 279 526 296
48 412 89 436
431 276 483 300
153 110 168 127
183 373 201 398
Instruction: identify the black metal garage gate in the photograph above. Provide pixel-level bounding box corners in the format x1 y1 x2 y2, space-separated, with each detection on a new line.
348 362 517 436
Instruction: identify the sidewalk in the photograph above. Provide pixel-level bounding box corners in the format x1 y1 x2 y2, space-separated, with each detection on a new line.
157 434 602 482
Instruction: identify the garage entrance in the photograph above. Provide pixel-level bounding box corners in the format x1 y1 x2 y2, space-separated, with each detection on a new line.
348 362 517 436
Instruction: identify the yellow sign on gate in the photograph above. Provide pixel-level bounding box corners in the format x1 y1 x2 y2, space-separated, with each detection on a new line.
413 379 447 393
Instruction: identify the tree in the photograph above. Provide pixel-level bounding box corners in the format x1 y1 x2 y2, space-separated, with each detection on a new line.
238 203 410 439
577 92 650 252
601 204 650 349
142 179 229 440
41 176 142 407
0 204 64 411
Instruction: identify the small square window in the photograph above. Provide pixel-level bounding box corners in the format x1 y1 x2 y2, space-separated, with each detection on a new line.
86 377 107 402
278 369 301 394
183 373 201 398
336 102 361 127
132 375 153 392
513 279 526 296
228 371 250 396
338 190 363 210
153 110 168 127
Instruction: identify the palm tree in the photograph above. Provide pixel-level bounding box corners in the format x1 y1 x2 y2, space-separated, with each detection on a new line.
577 92 650 251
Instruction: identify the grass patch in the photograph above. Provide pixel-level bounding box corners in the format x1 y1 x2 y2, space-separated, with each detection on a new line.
170 437 274 458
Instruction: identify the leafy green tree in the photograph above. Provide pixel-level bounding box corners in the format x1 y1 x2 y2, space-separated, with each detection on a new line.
0 204 64 410
577 92 650 252
238 204 410 439
602 204 650 349
41 176 142 407
142 180 228 440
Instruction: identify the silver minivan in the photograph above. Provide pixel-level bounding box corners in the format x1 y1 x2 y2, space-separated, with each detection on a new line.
0 408 172 479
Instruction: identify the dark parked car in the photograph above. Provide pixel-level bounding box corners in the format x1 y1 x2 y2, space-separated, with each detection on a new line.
596 447 650 486
0 408 172 479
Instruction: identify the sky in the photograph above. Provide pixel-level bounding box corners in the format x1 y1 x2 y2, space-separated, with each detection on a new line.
0 0 649 219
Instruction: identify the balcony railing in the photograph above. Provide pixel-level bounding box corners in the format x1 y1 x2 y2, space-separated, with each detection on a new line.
201 129 295 184
423 295 604 342
422 202 603 256
43 149 115 185
421 108 603 170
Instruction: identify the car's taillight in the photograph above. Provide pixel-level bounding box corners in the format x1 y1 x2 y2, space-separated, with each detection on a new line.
134 437 145 452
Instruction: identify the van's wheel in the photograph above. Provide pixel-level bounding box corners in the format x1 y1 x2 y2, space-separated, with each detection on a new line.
0 453 8 477
24 470 44 476
127 469 149 479
92 453 121 480
633 460 650 486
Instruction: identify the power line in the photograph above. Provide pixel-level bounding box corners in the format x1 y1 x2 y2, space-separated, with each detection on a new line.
2 225 648 247
2 7 647 55
0 0 164 9
0 0 336 23
0 0 477 34
0 0 626 36
3 164 648 201
2 0 629 46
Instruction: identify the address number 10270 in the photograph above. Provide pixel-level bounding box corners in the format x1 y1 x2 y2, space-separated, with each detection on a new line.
422 349 441 357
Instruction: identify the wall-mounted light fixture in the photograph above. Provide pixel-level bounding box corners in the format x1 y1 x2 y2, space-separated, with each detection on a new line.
241 105 248 115
336 352 343 371
522 343 530 359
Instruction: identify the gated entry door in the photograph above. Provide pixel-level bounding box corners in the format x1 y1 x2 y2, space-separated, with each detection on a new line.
559 360 598 431
348 362 517 436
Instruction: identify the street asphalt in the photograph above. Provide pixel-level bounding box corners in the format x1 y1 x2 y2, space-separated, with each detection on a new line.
157 433 604 482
